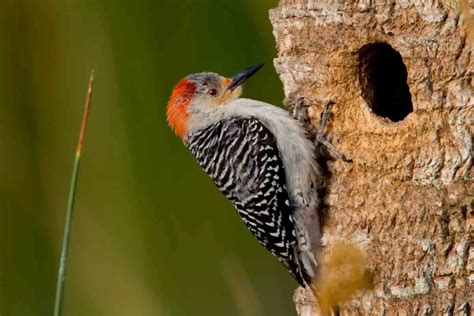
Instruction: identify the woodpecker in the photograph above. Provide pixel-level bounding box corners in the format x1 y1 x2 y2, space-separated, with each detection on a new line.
167 64 322 287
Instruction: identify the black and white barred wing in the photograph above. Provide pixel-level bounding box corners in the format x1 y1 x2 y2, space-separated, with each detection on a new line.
185 117 309 285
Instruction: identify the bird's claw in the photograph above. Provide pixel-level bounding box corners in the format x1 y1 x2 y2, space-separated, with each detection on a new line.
315 101 352 162
286 93 310 127
287 95 351 162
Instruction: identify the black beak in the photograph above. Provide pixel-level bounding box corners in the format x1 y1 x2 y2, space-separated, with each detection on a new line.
226 64 264 91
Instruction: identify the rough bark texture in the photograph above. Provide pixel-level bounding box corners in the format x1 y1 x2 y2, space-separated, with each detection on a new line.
270 0 473 314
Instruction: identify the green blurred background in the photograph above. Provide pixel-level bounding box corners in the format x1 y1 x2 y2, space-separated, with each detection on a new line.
0 0 296 315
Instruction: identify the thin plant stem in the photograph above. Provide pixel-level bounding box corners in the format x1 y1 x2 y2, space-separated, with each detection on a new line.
53 70 95 316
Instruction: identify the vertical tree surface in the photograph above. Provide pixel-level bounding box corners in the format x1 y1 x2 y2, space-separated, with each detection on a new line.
270 0 473 314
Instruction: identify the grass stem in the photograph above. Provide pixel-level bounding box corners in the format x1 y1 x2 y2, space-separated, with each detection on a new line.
53 70 95 316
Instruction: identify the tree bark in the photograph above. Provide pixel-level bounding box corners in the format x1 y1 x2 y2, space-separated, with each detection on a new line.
270 1 473 314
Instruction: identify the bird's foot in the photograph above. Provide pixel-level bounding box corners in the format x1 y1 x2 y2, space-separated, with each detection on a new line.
287 94 351 162
315 102 352 163
286 93 311 128
316 136 352 162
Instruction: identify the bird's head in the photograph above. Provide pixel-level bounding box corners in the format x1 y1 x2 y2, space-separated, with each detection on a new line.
167 64 263 138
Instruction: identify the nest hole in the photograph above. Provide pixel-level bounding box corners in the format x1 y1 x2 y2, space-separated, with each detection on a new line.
358 43 413 122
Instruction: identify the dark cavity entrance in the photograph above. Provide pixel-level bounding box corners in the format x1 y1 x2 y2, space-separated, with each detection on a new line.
357 43 413 122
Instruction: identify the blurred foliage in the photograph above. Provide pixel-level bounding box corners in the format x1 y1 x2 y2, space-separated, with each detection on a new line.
0 0 298 315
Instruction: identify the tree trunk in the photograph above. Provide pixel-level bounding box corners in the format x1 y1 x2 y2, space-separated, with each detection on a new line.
269 1 473 314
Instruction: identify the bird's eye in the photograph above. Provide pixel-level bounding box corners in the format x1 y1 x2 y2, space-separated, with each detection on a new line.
209 88 218 96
